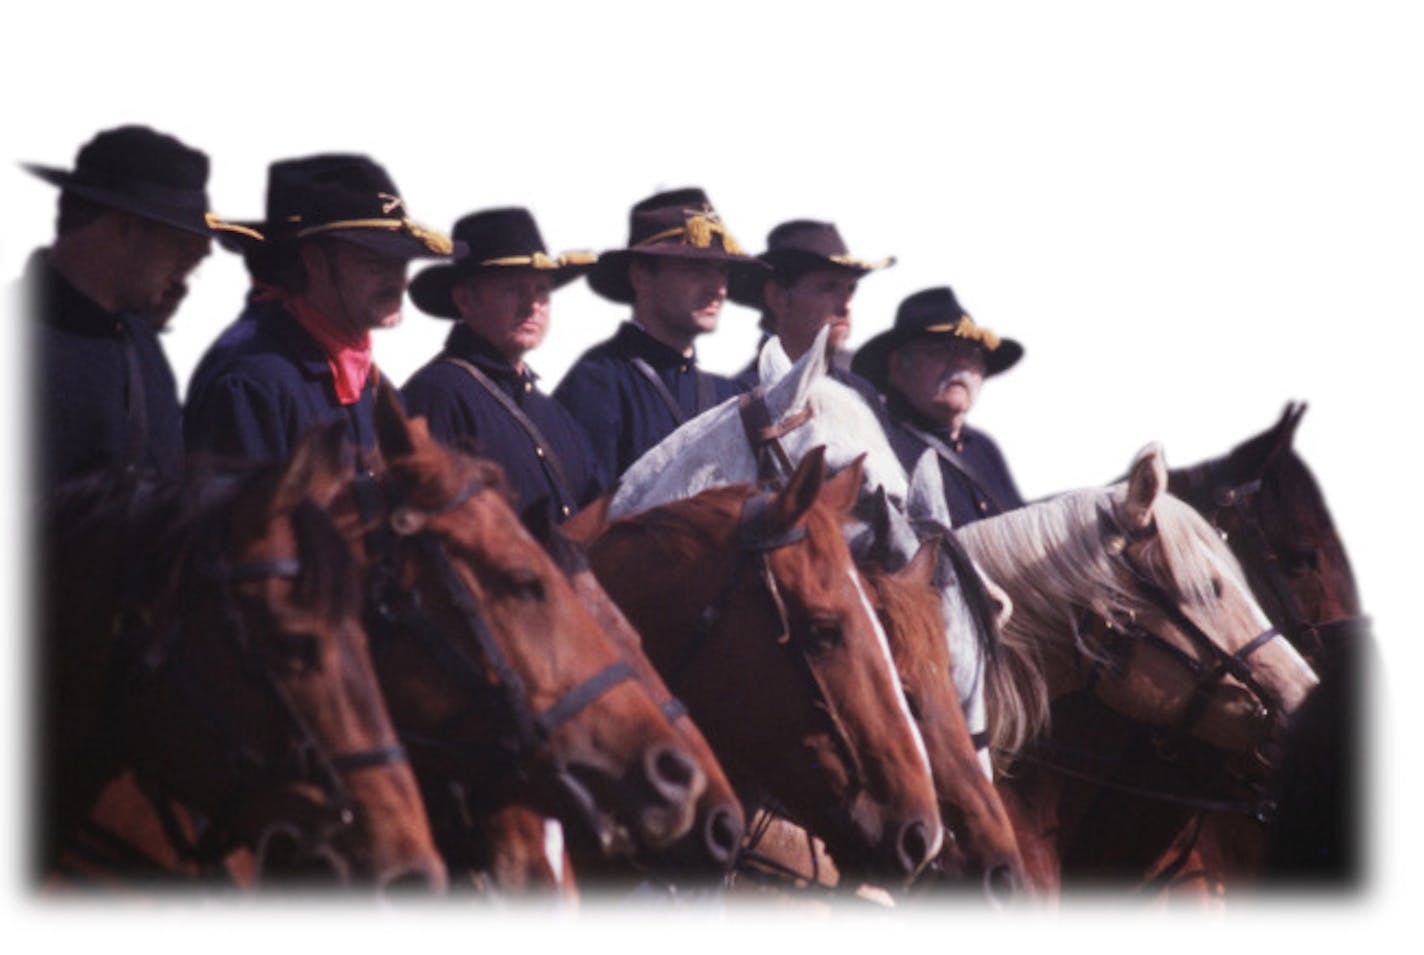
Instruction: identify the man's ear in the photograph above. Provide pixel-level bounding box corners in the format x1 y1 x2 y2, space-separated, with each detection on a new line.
449 279 475 316
885 347 909 391
762 278 787 324
627 257 653 298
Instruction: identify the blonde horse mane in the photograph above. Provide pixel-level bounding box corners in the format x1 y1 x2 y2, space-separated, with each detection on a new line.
955 484 1258 764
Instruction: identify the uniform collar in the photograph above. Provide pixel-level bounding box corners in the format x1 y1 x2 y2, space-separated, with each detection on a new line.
614 321 700 369
27 249 129 337
444 322 539 389
887 392 976 448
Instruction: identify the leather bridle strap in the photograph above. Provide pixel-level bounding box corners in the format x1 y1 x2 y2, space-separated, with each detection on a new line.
736 386 814 487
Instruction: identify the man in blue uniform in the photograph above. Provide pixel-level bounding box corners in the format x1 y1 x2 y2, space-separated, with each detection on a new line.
852 286 1026 527
553 188 765 480
402 207 604 522
728 219 894 419
22 125 229 493
184 154 454 472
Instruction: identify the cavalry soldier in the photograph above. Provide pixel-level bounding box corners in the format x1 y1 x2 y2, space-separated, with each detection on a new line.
184 154 455 471
553 187 765 480
728 218 894 417
22 125 228 492
852 286 1025 526
402 207 605 522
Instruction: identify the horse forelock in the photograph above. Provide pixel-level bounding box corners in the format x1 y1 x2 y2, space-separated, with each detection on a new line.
387 442 512 515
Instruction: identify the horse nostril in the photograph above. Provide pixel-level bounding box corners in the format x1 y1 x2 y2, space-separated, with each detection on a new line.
896 819 934 876
703 805 744 866
645 744 700 801
983 862 1018 904
379 860 447 894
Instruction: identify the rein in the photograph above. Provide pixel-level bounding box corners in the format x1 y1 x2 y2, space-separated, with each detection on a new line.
1083 503 1283 741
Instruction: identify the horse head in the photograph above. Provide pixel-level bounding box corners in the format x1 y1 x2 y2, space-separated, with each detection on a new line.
960 444 1321 775
42 422 446 890
325 383 706 866
1168 403 1364 673
862 537 1028 901
588 447 943 886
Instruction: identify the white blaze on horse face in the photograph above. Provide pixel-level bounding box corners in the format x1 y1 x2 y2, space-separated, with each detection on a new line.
847 567 935 785
543 817 566 887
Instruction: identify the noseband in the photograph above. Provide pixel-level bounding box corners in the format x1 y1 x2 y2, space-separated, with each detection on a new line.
1080 503 1284 740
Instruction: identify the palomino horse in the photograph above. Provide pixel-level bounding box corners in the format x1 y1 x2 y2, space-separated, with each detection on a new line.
308 385 709 889
585 448 943 886
40 422 443 889
955 444 1321 897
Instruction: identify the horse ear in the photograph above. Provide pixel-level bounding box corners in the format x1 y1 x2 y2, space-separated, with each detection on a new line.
763 325 829 420
757 334 792 385
901 534 942 588
820 453 865 515
273 419 350 514
906 448 953 532
563 493 613 546
1123 442 1167 530
770 444 828 528
373 378 418 461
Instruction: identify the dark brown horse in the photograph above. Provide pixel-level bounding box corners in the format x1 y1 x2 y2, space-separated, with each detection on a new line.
40 422 444 890
584 448 943 887
309 387 708 886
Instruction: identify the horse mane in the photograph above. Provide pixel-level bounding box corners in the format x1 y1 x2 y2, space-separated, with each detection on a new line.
956 486 1260 760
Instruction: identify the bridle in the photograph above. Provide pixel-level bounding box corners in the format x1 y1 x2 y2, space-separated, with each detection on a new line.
738 385 815 487
1178 461 1372 665
356 469 638 849
121 503 408 876
665 491 879 868
1078 502 1284 745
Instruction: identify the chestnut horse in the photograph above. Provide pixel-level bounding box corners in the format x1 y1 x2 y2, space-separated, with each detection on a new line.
585 448 943 887
39 422 443 890
955 445 1321 898
309 386 708 889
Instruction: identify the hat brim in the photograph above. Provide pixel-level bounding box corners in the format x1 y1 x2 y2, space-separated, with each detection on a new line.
851 327 1024 391
726 250 895 309
587 247 769 304
24 162 221 239
409 260 592 320
216 223 466 261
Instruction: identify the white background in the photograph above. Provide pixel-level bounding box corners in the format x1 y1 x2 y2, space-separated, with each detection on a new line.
3 0 1419 946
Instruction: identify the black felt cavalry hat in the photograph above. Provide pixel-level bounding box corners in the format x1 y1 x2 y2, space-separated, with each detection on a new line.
852 286 1024 389
728 219 896 308
586 187 767 304
217 153 457 260
408 207 596 319
22 124 238 239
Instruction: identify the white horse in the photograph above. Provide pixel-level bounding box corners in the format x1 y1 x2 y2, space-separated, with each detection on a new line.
610 328 1004 778
609 327 907 518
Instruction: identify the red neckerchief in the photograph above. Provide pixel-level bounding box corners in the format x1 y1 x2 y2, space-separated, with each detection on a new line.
256 284 374 405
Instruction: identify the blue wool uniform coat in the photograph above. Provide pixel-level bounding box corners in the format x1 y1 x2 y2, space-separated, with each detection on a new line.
553 322 741 480
27 251 184 493
183 292 380 471
884 397 1024 527
402 324 606 520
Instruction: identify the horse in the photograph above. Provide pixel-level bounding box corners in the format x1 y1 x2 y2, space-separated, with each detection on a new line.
584 447 944 887
39 421 444 890
954 444 1321 898
732 531 1026 902
305 385 711 889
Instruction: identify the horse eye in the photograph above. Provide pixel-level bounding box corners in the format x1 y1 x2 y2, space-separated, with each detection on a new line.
272 632 321 674
497 568 546 602
804 617 844 651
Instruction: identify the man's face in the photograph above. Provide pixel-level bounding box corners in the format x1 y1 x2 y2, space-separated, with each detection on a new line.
452 269 553 364
632 257 730 340
305 239 411 336
765 268 859 358
118 217 211 330
887 336 987 428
